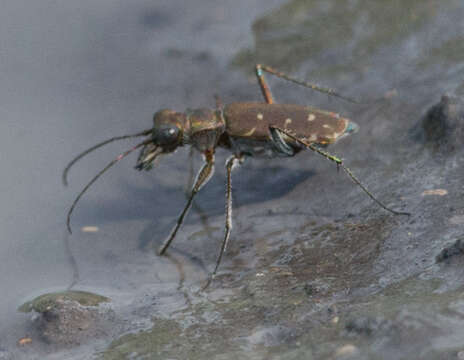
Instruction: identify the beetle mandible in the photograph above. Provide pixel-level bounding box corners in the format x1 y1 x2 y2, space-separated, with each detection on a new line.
63 64 409 283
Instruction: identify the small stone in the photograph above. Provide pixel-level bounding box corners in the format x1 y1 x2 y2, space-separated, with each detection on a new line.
436 238 464 263
81 226 99 233
345 316 390 336
334 344 359 358
422 189 448 196
412 94 464 153
18 291 111 346
17 337 32 346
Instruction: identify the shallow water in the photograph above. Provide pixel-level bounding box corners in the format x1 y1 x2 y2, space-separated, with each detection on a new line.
0 0 286 356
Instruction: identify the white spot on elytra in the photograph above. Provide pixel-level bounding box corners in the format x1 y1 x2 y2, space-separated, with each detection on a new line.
327 132 340 139
257 113 263 120
285 118 292 126
323 124 332 129
307 113 316 121
242 127 256 136
309 134 317 142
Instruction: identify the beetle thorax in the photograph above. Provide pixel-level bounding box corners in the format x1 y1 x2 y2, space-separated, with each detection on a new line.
184 108 225 151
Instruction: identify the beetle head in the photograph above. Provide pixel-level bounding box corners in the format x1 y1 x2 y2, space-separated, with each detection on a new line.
135 109 188 170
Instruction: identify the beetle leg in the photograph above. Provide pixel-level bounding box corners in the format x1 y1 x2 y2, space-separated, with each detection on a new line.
270 126 410 216
186 146 196 192
185 147 214 240
158 150 215 255
203 154 242 288
255 64 274 104
256 64 360 104
269 127 296 157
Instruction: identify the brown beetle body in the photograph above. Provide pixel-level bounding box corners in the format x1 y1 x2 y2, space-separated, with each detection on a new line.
221 102 355 157
64 64 408 287
144 102 356 161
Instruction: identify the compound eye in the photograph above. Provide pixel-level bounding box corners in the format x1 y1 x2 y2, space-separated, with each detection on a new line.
154 124 180 145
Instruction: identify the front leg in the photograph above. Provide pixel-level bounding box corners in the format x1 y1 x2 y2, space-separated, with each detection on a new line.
158 150 215 255
186 147 214 240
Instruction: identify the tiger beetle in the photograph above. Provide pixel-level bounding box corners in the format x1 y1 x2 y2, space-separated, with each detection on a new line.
63 64 410 286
